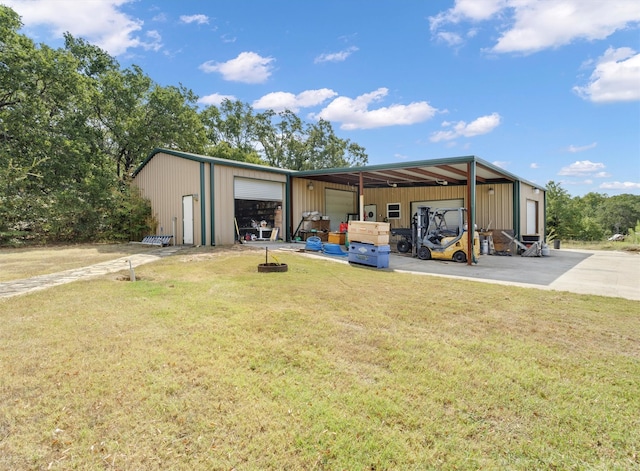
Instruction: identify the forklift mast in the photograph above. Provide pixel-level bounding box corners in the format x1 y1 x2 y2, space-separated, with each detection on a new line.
412 206 467 255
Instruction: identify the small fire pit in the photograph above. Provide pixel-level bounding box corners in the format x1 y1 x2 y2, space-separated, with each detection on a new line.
257 248 288 272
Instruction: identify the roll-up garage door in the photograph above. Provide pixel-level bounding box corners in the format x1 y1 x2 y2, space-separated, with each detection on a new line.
325 188 356 231
234 178 283 201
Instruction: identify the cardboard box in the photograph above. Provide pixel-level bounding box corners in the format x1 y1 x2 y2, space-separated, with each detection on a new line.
328 232 346 245
348 221 390 236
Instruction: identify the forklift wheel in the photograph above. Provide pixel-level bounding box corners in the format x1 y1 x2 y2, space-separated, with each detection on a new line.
417 246 431 260
397 239 412 253
453 251 467 263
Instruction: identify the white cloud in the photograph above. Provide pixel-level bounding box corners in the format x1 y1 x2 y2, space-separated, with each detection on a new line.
492 161 510 169
199 52 274 84
180 14 209 25
430 0 640 54
429 0 504 31
599 181 640 190
558 160 606 176
573 47 640 103
314 46 359 64
142 30 162 52
530 163 539 169
3 0 161 56
310 88 437 130
198 93 236 106
430 112 501 142
152 13 167 22
434 31 464 47
594 171 612 178
567 142 597 153
253 89 338 112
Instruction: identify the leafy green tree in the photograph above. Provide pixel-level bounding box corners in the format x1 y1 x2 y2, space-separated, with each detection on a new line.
201 99 258 155
545 181 581 240
254 109 368 170
91 64 206 179
0 7 172 244
1 7 109 242
597 194 640 235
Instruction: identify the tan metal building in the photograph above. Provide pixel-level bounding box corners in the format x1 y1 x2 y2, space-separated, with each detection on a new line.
133 149 546 249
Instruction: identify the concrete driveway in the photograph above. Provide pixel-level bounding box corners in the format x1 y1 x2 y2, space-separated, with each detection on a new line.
290 244 640 301
389 248 640 301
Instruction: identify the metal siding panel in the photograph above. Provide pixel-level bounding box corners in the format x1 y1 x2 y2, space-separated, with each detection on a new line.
133 152 200 245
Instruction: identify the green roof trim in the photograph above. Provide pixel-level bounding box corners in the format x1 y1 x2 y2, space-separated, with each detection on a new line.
295 155 478 176
132 148 292 177
133 149 541 190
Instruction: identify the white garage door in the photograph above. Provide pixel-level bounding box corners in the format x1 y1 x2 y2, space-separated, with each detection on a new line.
234 177 283 201
325 188 356 231
411 198 465 229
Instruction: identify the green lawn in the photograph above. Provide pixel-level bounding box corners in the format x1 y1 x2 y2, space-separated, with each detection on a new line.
0 243 158 282
1 248 638 470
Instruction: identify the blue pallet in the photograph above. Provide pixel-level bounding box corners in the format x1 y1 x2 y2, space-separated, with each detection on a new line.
348 242 390 268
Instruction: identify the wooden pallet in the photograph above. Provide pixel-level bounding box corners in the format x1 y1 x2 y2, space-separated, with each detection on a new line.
141 235 173 246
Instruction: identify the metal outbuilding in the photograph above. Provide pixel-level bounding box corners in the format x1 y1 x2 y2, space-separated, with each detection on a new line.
133 149 546 260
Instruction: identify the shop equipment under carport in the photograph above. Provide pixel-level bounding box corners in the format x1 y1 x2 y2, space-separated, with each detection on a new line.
294 155 545 266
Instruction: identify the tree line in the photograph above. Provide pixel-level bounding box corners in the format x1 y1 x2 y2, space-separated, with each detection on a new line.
0 6 367 245
2 5 637 246
545 181 640 242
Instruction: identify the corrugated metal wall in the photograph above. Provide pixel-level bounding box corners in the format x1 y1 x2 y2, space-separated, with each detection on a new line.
290 179 356 232
134 152 288 246
134 153 202 245
363 185 467 228
135 153 543 246
519 182 545 237
475 183 513 231
291 180 518 233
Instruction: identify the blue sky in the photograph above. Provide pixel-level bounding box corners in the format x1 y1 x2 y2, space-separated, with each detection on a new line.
5 0 640 196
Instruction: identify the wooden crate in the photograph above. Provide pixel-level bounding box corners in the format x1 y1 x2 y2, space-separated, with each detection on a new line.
348 233 390 245
348 221 390 236
492 229 514 253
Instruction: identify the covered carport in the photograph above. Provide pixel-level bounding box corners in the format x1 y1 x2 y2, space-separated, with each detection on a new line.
291 155 546 265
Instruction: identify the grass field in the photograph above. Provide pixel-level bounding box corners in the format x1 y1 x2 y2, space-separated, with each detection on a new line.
562 239 640 252
0 244 158 282
1 248 638 470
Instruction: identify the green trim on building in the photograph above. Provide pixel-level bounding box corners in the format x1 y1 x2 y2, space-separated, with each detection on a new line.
513 180 521 238
209 162 215 246
200 162 206 245
285 174 291 242
133 148 291 178
469 159 477 263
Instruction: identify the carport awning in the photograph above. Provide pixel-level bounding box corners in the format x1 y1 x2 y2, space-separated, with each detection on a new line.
295 155 520 188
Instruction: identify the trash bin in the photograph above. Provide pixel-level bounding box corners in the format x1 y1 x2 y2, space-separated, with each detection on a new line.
553 240 560 249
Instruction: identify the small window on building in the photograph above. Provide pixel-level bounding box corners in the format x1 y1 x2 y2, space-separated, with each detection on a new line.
387 203 401 219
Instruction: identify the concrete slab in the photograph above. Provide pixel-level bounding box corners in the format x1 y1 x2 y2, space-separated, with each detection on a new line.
273 242 640 301
388 249 640 300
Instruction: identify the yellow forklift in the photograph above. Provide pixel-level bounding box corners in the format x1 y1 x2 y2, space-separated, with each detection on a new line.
412 207 480 263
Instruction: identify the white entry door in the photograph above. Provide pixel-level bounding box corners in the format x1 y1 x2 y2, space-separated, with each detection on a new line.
526 200 538 234
182 195 194 245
